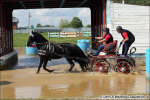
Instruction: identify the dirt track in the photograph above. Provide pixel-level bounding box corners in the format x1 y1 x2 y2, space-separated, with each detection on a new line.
0 64 148 99
0 48 148 99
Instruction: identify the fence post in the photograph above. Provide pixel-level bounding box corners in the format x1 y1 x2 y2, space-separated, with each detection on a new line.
48 32 50 38
75 32 77 37
82 32 84 37
58 32 60 38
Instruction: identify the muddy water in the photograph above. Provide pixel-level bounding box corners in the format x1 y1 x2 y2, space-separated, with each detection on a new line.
0 54 149 99
0 67 147 99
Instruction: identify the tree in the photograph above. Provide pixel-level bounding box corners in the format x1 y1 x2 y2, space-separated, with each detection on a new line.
63 19 70 28
59 18 70 28
36 24 55 27
43 25 51 27
43 25 55 27
36 23 42 27
86 24 91 27
51 25 55 27
70 17 83 28
59 19 64 28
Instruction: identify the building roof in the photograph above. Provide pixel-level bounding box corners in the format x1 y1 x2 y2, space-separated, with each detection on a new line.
35 27 60 29
1 0 101 9
34 27 91 32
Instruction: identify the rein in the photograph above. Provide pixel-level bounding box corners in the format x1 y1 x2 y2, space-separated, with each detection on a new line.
32 42 50 45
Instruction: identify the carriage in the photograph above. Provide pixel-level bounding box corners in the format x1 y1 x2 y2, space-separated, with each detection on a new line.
87 40 136 74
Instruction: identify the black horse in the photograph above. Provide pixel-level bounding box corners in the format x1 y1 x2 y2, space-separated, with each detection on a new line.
27 31 89 74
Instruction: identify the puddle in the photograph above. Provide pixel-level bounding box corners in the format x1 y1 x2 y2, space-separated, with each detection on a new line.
0 68 148 99
0 54 149 99
9 54 68 69
15 86 41 99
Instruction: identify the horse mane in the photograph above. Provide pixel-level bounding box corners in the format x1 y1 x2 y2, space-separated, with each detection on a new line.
33 32 48 43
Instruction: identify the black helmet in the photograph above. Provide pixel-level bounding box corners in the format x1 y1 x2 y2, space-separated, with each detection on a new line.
116 26 122 31
102 27 109 32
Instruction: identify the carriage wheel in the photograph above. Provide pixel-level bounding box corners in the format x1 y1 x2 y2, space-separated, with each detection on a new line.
115 61 131 74
92 60 110 73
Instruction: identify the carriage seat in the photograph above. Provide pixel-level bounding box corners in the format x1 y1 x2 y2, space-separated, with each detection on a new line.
102 40 117 54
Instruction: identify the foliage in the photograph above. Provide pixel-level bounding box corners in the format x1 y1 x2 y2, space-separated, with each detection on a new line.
70 17 83 28
36 23 55 27
43 25 55 27
113 0 150 6
18 27 28 29
36 23 42 27
59 18 70 28
59 17 83 28
113 0 122 3
85 24 91 27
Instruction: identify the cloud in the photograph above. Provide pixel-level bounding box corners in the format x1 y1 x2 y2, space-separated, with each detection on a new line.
13 8 91 27
78 8 91 17
78 8 91 26
39 16 51 25
35 9 50 16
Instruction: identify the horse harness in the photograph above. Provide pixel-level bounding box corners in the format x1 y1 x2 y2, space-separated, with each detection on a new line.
37 42 88 62
38 42 55 56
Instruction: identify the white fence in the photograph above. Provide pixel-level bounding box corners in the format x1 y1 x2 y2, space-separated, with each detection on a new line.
48 32 91 38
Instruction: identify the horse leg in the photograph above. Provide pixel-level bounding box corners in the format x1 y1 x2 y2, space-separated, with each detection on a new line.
36 57 44 74
85 64 89 70
66 58 75 72
83 63 88 70
84 63 90 71
78 62 86 72
43 59 54 73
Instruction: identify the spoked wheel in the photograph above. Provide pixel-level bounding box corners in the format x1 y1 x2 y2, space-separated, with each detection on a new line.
115 61 131 74
92 60 110 73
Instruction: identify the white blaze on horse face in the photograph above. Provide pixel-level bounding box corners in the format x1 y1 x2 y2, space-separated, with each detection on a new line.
29 32 34 37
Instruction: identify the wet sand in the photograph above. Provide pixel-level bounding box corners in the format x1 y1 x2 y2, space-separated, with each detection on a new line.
0 48 149 99
0 64 148 99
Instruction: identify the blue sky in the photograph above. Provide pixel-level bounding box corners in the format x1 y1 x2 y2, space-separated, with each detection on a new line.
13 8 91 27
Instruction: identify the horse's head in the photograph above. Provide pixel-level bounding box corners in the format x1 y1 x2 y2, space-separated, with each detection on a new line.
27 31 35 47
27 31 48 47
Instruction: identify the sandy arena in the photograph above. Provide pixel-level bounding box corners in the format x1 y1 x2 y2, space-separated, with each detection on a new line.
0 48 149 99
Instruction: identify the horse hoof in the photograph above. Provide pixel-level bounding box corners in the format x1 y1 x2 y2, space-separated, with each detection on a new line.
36 72 39 74
82 70 87 72
68 70 72 72
66 70 72 73
49 70 54 73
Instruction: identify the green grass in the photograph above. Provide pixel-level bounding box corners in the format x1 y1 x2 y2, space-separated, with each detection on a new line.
13 33 91 47
13 33 29 47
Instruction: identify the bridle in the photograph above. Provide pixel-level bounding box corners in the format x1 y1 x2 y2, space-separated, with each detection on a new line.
28 33 50 45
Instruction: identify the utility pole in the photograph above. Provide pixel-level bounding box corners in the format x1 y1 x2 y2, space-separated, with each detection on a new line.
28 12 31 33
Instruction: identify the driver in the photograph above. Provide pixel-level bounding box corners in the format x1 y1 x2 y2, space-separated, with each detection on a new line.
116 26 135 57
93 28 113 56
